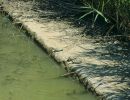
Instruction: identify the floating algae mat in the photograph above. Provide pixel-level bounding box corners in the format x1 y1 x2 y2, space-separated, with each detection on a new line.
0 15 96 100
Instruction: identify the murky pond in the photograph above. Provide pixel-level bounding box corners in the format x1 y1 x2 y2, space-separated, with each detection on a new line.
0 14 96 100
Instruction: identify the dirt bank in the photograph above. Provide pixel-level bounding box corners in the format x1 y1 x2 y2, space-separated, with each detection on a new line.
2 1 130 100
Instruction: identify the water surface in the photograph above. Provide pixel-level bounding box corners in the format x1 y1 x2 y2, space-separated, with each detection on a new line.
0 15 96 100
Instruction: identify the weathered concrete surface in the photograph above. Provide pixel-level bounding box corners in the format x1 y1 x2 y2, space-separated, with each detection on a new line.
2 1 130 99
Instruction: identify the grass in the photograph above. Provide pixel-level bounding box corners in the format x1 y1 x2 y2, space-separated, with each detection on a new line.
78 0 130 35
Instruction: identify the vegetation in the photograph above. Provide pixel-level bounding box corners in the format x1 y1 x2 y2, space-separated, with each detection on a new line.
36 0 130 36
79 0 130 35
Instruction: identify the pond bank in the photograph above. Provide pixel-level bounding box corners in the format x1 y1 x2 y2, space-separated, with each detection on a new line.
2 1 130 100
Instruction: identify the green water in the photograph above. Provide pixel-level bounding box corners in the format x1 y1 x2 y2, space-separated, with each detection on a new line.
0 15 96 100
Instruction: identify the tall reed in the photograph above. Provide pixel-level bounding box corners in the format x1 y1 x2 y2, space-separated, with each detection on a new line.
79 0 130 35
